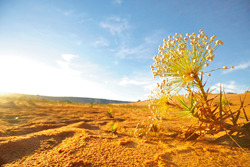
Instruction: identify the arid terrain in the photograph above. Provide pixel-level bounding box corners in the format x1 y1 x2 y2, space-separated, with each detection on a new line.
0 93 250 166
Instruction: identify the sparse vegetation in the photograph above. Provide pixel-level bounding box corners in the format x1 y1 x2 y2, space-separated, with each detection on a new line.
106 121 119 133
0 92 250 166
107 108 114 118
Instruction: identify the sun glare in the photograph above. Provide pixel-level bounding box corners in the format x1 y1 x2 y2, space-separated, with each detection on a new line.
0 56 121 99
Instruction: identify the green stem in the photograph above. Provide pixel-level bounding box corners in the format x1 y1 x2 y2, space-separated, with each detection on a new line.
195 76 209 108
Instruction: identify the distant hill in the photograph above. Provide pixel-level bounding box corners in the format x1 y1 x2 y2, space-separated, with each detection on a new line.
0 93 133 104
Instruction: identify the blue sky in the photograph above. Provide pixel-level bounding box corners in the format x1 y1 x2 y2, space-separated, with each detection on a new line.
0 0 249 101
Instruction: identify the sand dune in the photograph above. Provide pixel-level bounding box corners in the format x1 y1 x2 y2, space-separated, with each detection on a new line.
0 93 250 166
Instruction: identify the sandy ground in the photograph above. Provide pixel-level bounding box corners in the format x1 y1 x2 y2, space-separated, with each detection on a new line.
0 93 250 166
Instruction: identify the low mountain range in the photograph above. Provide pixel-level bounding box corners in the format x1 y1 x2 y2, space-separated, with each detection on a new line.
0 93 133 104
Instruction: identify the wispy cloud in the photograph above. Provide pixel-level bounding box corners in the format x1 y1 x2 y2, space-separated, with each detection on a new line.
57 9 75 16
222 61 250 74
112 0 122 5
100 16 130 35
79 18 93 23
112 30 166 59
116 43 146 59
61 54 78 62
119 76 147 86
114 60 119 65
93 37 109 47
211 81 248 93
119 75 160 92
57 54 81 76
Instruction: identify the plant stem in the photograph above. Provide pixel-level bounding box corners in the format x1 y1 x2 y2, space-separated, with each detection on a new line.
195 76 209 108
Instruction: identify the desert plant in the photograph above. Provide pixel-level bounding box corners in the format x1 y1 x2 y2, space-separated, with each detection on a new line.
106 121 119 133
134 117 161 138
146 30 250 148
107 108 114 118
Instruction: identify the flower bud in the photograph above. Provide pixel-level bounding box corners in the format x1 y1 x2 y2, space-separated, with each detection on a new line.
184 37 188 41
208 50 213 53
168 35 172 39
190 73 194 77
209 53 215 58
199 71 204 75
223 66 227 69
231 66 234 69
206 45 211 50
175 33 178 36
215 39 223 45
207 74 211 77
204 63 209 67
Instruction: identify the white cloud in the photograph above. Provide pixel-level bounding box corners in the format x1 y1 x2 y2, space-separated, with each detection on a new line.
56 60 82 76
112 31 166 59
61 54 78 62
112 0 122 5
57 54 81 76
210 81 249 93
93 37 109 47
119 76 147 86
100 16 129 35
115 42 152 59
119 75 160 91
222 61 250 74
117 74 162 101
